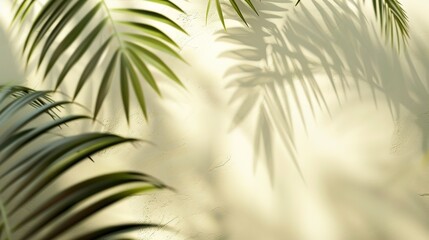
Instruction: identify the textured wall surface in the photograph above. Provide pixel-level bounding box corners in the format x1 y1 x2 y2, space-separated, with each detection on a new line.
2 0 429 239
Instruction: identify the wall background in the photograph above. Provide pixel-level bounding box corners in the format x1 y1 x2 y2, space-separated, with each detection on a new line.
2 0 429 239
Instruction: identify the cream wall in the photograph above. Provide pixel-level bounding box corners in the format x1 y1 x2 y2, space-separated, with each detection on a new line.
1 0 429 239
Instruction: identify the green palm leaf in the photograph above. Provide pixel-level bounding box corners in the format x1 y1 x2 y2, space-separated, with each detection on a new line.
12 0 187 120
0 85 167 240
207 0 259 28
369 0 409 49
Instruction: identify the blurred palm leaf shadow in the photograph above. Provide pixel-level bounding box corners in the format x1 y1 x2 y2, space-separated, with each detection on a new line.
208 0 409 51
218 0 429 181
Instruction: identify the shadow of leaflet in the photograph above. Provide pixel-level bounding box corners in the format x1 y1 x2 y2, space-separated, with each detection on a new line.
217 0 429 183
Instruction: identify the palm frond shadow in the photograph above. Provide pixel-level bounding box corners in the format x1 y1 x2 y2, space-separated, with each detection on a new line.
218 0 429 182
217 0 301 182
0 27 24 84
402 39 429 150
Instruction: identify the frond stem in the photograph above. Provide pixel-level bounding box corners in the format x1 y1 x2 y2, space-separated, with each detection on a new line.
101 0 125 51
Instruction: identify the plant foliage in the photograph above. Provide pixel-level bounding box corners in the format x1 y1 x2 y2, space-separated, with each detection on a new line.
368 0 409 49
0 85 167 240
206 0 259 28
11 0 187 121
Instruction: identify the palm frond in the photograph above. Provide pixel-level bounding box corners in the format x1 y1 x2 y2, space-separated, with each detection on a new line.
0 85 167 240
369 0 409 49
11 0 187 121
206 0 259 28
